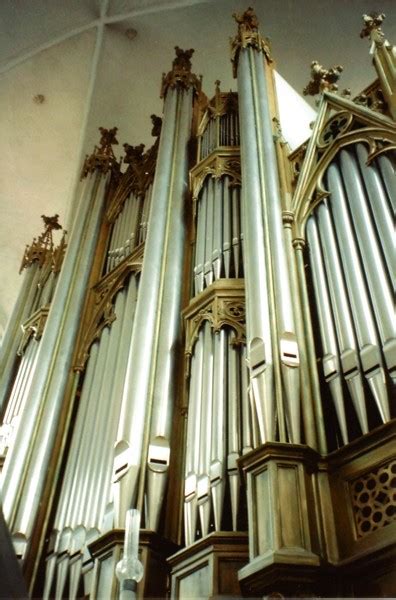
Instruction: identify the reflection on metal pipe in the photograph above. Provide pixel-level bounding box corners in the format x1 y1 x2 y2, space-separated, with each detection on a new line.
184 328 204 545
198 321 213 537
377 153 396 212
210 329 226 531
307 217 348 444
339 149 395 380
317 202 368 434
228 330 240 531
327 163 390 422
356 145 394 281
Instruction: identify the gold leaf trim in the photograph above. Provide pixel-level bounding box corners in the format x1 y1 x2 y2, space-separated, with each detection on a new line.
190 149 241 201
74 245 143 370
183 280 246 363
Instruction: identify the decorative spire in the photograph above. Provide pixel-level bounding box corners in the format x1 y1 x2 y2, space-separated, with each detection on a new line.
150 114 162 138
360 12 395 120
207 80 238 118
230 7 272 78
360 12 387 47
160 46 201 98
20 214 65 273
123 143 145 166
81 126 119 179
303 61 343 97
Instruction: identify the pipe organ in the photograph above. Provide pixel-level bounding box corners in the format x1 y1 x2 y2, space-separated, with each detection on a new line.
1 8 395 599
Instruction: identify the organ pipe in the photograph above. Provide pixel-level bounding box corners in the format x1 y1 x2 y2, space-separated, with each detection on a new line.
113 50 199 530
237 46 276 443
326 163 390 422
1 167 108 555
316 201 369 435
339 149 395 379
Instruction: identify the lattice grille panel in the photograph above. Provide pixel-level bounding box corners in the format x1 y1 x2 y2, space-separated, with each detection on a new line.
350 460 396 538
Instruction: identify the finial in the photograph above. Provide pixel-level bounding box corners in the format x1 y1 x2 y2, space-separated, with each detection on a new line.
303 61 343 97
232 7 259 32
20 215 65 273
360 12 386 45
230 7 272 78
81 127 119 179
160 46 201 98
123 143 145 165
150 114 162 138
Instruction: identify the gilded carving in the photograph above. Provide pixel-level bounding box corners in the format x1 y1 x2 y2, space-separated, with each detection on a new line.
317 111 353 148
106 115 161 223
160 46 201 98
303 61 343 97
360 12 386 46
230 7 272 78
74 245 143 370
20 214 66 274
81 127 119 179
183 280 246 360
295 128 395 232
190 149 241 201
290 92 396 237
359 13 396 121
207 81 239 120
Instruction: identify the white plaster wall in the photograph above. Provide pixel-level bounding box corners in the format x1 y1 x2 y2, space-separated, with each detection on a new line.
0 30 96 340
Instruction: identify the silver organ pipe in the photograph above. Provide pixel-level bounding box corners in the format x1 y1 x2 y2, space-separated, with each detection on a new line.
84 292 126 531
194 176 243 292
74 327 110 532
198 321 214 537
204 178 215 288
0 264 38 413
210 328 227 532
194 184 207 295
184 324 249 545
307 139 396 444
145 91 192 532
184 329 204 546
316 201 368 435
238 47 276 443
1 171 107 555
326 163 390 422
54 343 99 540
105 183 154 275
306 218 348 444
0 339 40 457
46 275 140 597
231 184 243 278
227 330 241 532
212 177 223 280
356 144 394 280
377 152 396 212
200 108 239 161
222 176 232 278
98 275 139 530
253 49 301 444
339 149 395 380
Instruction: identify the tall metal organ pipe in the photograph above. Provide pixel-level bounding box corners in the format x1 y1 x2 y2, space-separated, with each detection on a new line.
237 46 275 444
307 141 396 445
183 324 249 545
236 36 303 443
1 171 108 555
326 163 390 422
113 53 197 530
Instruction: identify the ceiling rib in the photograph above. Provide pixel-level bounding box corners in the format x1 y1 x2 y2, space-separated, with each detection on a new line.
0 0 210 77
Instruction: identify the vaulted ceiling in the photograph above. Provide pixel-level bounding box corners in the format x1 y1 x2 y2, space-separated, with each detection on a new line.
1 0 395 339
